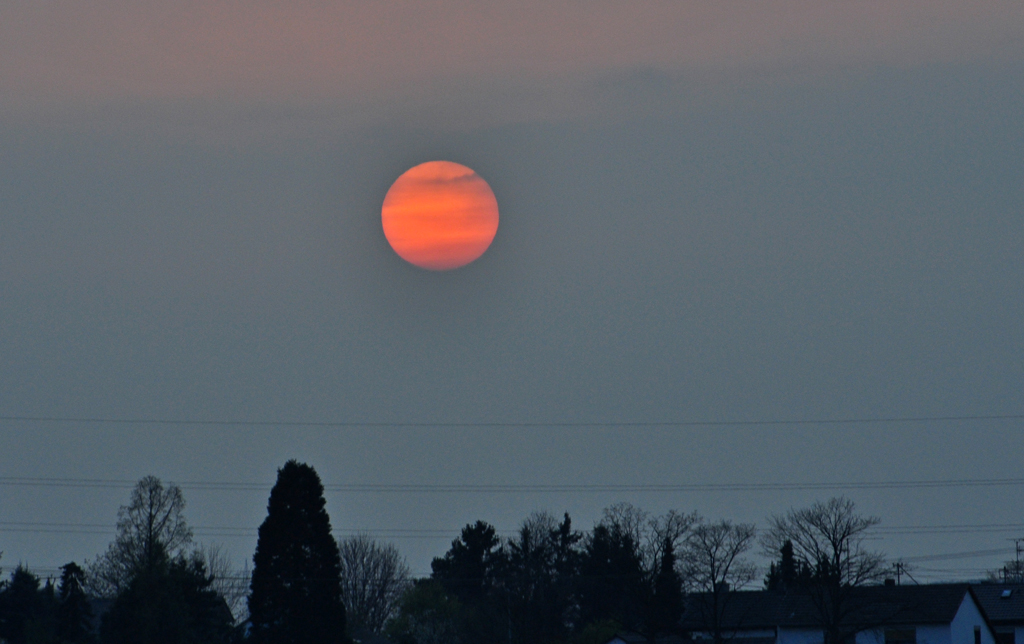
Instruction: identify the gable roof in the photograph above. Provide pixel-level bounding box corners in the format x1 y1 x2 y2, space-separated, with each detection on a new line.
681 584 980 632
971 584 1024 625
607 633 688 644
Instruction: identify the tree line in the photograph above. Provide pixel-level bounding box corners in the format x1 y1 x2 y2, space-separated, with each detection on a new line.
1 460 968 644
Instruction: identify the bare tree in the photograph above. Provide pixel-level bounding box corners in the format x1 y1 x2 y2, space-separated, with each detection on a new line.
201 543 251 625
682 519 758 644
987 558 1024 584
601 503 698 577
339 535 412 634
87 476 193 597
761 497 887 644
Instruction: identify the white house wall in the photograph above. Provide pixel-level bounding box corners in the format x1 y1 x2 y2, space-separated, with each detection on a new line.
777 627 824 644
854 625 951 644
950 594 996 644
915 624 952 644
855 629 885 644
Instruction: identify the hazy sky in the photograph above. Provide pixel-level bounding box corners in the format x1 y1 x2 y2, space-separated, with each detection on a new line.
1 2 1022 582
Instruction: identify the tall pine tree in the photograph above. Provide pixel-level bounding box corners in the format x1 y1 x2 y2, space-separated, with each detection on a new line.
57 562 95 644
248 461 348 644
648 537 683 636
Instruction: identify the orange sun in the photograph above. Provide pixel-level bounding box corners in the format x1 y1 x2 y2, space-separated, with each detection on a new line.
381 161 499 271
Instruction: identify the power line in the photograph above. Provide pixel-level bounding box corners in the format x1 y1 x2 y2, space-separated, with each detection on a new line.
1 476 1023 493
902 548 1011 563
0 522 485 538
0 413 1021 428
871 522 1024 535
2 520 1023 539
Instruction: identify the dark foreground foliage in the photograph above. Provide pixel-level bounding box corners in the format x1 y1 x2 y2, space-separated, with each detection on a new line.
100 554 238 644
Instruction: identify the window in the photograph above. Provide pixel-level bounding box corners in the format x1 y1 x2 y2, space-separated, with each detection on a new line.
976 626 982 644
884 629 916 644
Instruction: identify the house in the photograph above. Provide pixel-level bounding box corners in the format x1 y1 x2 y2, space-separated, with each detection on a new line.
605 632 688 644
680 584 997 644
972 584 1024 644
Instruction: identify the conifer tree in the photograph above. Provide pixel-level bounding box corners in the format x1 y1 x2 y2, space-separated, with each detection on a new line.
0 565 58 644
578 523 646 632
248 461 348 644
58 562 95 644
649 537 683 636
430 521 505 644
99 553 237 644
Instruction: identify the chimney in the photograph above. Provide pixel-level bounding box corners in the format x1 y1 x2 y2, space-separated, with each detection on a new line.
884 578 896 587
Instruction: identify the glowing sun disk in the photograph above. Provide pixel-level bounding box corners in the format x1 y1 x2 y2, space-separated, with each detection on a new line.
381 161 499 271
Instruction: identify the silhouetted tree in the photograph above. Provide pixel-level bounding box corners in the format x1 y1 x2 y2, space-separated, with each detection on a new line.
338 535 411 635
987 558 1024 584
504 512 582 644
761 497 887 644
385 580 462 644
248 461 347 644
764 540 811 591
549 513 583 639
430 521 505 644
578 504 696 636
431 521 503 604
578 522 646 632
0 565 58 644
57 562 95 644
88 477 193 597
199 545 249 627
100 553 237 644
648 537 683 637
683 520 757 644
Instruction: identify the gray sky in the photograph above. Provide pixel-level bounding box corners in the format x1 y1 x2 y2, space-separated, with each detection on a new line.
1 2 1022 583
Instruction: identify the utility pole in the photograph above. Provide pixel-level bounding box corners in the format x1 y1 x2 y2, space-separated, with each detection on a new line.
892 561 918 585
1012 538 1024 583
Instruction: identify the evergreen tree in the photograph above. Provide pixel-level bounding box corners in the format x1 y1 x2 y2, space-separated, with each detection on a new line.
430 521 505 644
549 513 582 641
0 565 58 644
430 521 503 606
648 537 683 636
57 562 95 644
100 553 237 644
578 523 646 633
248 461 348 644
504 512 581 644
764 540 811 591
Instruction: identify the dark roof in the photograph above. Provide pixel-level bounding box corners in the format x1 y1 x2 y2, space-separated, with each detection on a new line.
607 633 688 644
971 585 1024 625
681 584 978 632
612 634 650 644
680 590 815 630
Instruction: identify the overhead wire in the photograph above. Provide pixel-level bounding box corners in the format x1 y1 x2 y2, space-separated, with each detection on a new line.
2 521 1023 542
2 413 1018 583
0 413 1021 428
1 476 1023 493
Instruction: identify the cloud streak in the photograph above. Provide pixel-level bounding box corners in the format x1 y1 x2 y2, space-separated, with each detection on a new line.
3 1 1021 113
